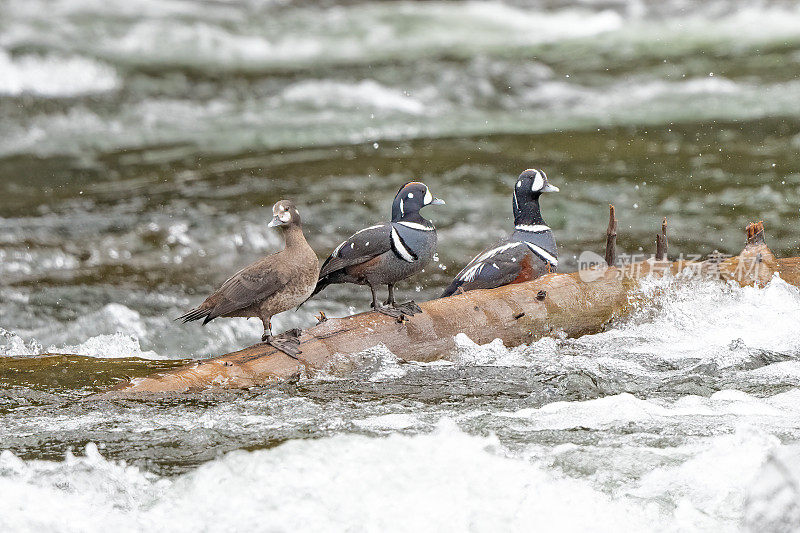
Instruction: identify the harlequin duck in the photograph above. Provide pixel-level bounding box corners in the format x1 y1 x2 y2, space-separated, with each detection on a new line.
307 182 445 318
178 200 319 357
441 169 558 297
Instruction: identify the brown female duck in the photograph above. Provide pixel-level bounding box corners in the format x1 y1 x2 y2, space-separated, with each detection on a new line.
178 200 319 357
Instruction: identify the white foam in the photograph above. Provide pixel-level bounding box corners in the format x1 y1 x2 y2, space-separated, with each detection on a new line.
282 80 426 115
0 49 119 97
442 276 800 389
500 390 800 430
0 423 656 532
0 328 41 357
51 332 162 360
1 304 161 359
744 444 800 532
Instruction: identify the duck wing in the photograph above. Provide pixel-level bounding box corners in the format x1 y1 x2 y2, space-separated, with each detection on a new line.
319 223 392 278
441 241 530 297
181 256 288 324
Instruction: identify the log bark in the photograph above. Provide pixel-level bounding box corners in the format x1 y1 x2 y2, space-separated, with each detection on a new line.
107 221 798 394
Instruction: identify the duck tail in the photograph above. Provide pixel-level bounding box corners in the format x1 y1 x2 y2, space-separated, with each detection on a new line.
296 278 330 311
176 306 212 324
440 280 460 298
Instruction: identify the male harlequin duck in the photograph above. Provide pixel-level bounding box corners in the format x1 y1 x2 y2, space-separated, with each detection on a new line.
178 200 319 357
307 182 445 318
441 169 558 297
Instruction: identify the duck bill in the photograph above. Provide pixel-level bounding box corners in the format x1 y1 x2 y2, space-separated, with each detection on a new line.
429 197 446 205
268 216 283 227
542 184 559 193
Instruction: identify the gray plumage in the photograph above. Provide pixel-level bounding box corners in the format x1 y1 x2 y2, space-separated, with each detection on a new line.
307 182 444 312
441 169 558 297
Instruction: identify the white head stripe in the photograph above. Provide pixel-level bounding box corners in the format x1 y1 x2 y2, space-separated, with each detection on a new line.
391 228 415 262
400 199 405 216
532 172 544 192
424 187 433 205
397 221 434 231
515 224 551 233
524 242 558 266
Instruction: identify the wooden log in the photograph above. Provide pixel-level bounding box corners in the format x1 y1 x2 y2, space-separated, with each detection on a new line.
107 221 798 394
0 210 786 397
110 268 632 392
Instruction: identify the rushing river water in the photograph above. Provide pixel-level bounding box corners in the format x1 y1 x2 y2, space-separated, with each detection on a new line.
2 0 800 531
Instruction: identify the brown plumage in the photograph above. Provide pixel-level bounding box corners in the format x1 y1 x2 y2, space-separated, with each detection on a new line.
178 200 319 345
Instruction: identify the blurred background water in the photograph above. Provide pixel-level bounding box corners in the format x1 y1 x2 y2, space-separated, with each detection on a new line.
2 1 800 531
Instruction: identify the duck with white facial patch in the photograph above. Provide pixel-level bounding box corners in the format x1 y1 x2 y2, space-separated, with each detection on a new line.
441 169 559 297
305 182 445 318
178 200 319 358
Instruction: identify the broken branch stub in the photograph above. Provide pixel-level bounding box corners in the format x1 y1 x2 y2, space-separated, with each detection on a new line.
655 217 668 261
605 204 618 267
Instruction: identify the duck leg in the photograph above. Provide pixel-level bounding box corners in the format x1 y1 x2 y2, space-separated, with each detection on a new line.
370 283 404 318
388 284 421 315
384 283 396 306
260 317 272 343
381 283 421 315
260 316 302 359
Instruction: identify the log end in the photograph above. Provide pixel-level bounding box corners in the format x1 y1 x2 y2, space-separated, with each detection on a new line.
746 221 766 246
607 204 618 236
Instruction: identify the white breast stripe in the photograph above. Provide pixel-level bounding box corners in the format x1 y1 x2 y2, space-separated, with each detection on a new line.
391 228 415 262
515 224 551 233
397 221 434 231
525 242 558 266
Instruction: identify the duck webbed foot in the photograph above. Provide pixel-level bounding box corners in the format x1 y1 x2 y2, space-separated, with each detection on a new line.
374 305 406 319
394 301 422 315
265 328 303 359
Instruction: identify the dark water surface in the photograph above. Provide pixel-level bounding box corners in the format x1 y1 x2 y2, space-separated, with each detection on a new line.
2 0 800 531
